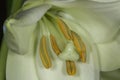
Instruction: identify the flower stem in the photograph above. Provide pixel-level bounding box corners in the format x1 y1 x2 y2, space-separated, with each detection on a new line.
0 38 8 80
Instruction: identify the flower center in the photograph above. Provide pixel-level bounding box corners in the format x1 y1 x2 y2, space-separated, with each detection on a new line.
59 41 79 61
38 11 87 76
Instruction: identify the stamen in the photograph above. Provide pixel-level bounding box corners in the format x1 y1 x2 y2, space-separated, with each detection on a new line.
50 34 61 55
56 18 71 40
71 31 86 63
66 60 76 75
81 41 86 63
50 34 77 75
39 36 52 69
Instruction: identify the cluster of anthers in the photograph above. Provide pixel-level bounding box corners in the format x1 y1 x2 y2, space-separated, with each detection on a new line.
38 12 86 76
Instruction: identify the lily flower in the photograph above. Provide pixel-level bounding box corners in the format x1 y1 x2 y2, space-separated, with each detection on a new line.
2 0 120 80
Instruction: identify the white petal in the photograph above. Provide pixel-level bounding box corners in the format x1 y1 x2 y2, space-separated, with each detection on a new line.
117 31 120 43
97 40 120 71
14 4 51 26
80 1 120 43
6 38 38 80
50 0 120 43
101 69 120 80
4 4 51 54
6 51 38 80
61 7 120 43
90 0 118 2
4 21 36 54
22 0 45 10
48 0 81 8
83 1 120 24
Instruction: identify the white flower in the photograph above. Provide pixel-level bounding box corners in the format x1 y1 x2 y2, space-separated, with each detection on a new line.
3 0 120 80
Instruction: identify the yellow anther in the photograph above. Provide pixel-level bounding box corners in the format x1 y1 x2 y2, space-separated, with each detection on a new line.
80 42 86 63
66 60 76 75
39 36 52 69
50 34 77 75
71 31 86 63
50 34 61 55
56 18 71 40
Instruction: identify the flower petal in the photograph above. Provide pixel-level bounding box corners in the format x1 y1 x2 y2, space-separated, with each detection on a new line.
90 0 118 2
101 69 120 80
4 21 36 54
116 31 120 43
83 1 120 24
14 4 51 26
97 40 120 71
50 0 120 43
6 51 38 80
22 0 45 10
61 7 120 43
6 38 38 80
4 4 51 54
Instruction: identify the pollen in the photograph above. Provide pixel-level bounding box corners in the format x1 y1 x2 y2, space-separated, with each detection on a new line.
39 36 52 69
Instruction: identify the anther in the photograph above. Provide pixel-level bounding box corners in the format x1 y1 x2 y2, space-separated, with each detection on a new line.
50 34 61 55
56 18 71 40
50 34 77 75
66 60 76 75
39 36 52 69
71 31 86 63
